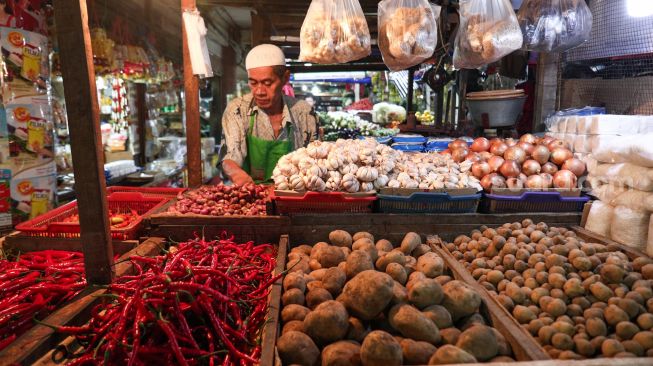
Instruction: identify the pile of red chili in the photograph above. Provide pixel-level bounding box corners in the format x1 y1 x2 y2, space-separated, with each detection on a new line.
57 235 277 366
0 250 86 351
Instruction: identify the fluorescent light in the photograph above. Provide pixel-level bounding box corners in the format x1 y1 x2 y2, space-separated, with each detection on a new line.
627 0 653 17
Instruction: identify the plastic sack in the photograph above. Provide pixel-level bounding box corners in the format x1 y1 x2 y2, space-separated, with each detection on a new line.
611 190 653 213
517 0 592 52
589 163 653 192
590 184 627 203
378 0 439 71
299 0 371 64
453 0 523 69
611 206 649 251
648 215 653 257
592 134 653 168
585 200 613 237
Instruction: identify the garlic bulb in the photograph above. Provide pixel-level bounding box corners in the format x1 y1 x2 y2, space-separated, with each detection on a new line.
388 179 401 188
374 175 389 190
289 174 306 191
359 182 374 192
305 175 326 192
356 166 379 183
341 173 360 193
298 157 316 173
307 141 330 159
326 174 342 191
307 165 327 179
339 163 359 176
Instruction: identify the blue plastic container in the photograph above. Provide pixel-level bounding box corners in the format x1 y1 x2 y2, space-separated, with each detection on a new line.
376 191 481 213
481 191 589 213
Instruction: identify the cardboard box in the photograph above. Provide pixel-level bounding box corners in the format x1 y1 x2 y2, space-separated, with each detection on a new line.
104 150 133 164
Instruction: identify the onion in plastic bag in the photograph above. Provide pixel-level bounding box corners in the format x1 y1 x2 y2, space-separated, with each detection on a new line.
453 0 523 69
517 0 592 52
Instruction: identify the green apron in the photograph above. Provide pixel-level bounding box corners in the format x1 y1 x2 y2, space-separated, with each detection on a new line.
241 112 294 183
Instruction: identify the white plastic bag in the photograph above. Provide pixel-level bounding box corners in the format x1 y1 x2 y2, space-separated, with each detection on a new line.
585 200 613 237
611 206 649 251
378 0 439 71
611 190 653 213
590 163 653 192
590 184 627 203
299 0 371 64
453 0 523 69
517 0 592 52
592 133 653 167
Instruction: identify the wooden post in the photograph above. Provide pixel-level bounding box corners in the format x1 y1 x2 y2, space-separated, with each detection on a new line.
54 0 113 284
533 52 560 132
251 10 272 46
182 0 202 187
135 83 147 167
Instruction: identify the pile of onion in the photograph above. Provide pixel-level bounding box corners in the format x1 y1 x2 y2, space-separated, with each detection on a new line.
459 134 585 192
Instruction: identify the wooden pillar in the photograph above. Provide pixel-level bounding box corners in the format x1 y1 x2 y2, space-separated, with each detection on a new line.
533 52 560 132
182 0 202 187
135 83 147 167
251 11 272 46
54 0 113 284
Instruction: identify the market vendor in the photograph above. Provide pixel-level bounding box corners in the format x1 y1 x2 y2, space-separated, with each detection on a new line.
219 44 318 185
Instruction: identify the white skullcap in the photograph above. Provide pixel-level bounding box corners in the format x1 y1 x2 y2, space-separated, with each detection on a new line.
245 44 286 70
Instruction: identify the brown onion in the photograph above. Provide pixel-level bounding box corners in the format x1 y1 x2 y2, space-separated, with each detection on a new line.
531 145 551 165
472 161 492 179
504 146 527 164
519 173 528 182
541 162 559 175
490 142 508 156
481 173 507 192
471 137 491 153
505 138 518 147
488 156 505 172
547 139 568 151
465 152 481 163
518 141 535 155
553 169 578 189
522 159 542 176
526 174 546 189
520 133 537 145
451 147 469 163
489 137 503 146
540 173 554 188
449 139 468 150
562 158 586 177
550 148 573 166
506 177 524 189
479 151 493 161
541 135 555 146
499 160 521 178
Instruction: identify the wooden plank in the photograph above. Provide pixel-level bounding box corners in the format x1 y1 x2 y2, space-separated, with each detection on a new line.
149 224 286 245
571 225 651 260
54 0 113 284
580 200 593 228
3 234 138 255
182 0 202 188
259 235 288 366
430 240 551 361
0 237 165 365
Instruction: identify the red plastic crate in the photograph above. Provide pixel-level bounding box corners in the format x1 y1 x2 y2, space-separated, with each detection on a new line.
272 191 376 214
106 186 186 199
16 192 168 240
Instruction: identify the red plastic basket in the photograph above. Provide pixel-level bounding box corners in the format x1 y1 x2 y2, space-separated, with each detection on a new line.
106 186 186 199
272 191 376 214
16 192 168 240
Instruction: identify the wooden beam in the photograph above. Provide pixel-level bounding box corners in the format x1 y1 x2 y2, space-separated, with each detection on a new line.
182 0 203 187
533 52 560 132
54 0 114 285
251 10 272 46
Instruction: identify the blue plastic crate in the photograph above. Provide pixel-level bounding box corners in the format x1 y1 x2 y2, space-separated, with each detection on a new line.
376 192 481 213
481 191 589 213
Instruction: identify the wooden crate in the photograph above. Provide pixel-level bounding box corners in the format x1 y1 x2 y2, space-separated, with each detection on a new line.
2 231 139 255
0 237 165 365
571 225 651 260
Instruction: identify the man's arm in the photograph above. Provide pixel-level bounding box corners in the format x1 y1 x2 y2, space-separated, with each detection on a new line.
222 159 253 186
219 99 254 185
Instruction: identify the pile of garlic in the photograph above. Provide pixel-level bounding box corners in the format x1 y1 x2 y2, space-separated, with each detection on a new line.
272 139 482 193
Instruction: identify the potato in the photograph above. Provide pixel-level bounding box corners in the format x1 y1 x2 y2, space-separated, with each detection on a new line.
353 240 379 263
345 250 374 280
391 281 408 305
616 321 640 340
283 272 307 293
406 271 427 290
590 282 614 302
428 345 477 364
622 339 645 356
409 279 444 309
283 288 306 307
416 252 444 278
346 317 369 343
341 270 394 320
306 288 333 309
440 327 461 345
605 304 629 326
633 331 653 350
303 300 348 345
282 320 304 335
321 340 362 366
307 280 325 292
309 259 322 271
376 239 393 252
411 244 431 259
601 339 625 357
313 245 346 269
637 313 653 330
491 327 511 356
360 330 402 366
513 305 536 324
442 280 481 321
574 338 595 357
386 263 407 285
422 305 453 329
400 339 437 365
600 264 626 284
400 232 421 255
389 303 441 344
551 333 574 351
329 230 353 248
278 331 319 366
282 304 311 322
287 256 310 273
642 264 653 280
310 269 327 282
456 325 499 361
322 267 347 297
459 313 487 331
376 250 406 272
292 245 313 256
353 232 374 243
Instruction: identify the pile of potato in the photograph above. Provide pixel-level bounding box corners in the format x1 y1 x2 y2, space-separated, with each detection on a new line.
278 230 515 365
446 219 653 359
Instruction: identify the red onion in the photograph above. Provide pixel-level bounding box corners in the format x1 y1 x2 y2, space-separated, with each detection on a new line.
522 159 542 176
169 184 269 216
499 160 521 178
540 173 554 188
506 177 524 189
471 137 491 152
550 148 573 166
526 174 546 189
562 158 586 177
504 146 527 164
481 173 507 192
541 162 559 175
531 145 551 165
451 147 469 163
520 134 537 145
472 161 492 179
488 156 505 172
449 139 468 150
490 142 508 157
553 169 578 189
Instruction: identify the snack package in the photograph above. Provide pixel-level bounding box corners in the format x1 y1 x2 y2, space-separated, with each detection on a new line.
517 0 592 52
453 0 523 69
299 0 371 64
378 0 439 71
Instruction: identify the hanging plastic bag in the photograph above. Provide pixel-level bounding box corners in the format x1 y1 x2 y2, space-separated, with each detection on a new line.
517 0 592 52
453 0 523 70
377 0 439 71
299 0 371 64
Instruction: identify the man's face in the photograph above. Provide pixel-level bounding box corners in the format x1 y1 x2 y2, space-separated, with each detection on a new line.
248 66 288 110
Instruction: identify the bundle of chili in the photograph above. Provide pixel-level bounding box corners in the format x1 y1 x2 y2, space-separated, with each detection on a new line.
0 250 86 351
58 234 278 365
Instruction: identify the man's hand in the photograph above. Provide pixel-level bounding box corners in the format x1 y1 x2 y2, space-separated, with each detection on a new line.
231 170 254 186
222 159 254 186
